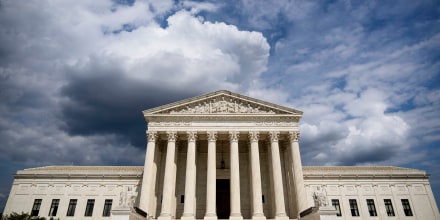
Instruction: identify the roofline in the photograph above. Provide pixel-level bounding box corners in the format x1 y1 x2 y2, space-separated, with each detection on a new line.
142 90 303 115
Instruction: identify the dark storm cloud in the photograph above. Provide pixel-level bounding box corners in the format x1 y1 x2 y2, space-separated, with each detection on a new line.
59 57 199 148
336 145 398 166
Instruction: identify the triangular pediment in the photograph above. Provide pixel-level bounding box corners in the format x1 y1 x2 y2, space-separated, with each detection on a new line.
143 90 302 116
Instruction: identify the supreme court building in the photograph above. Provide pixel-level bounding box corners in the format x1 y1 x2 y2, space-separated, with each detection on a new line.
3 90 440 220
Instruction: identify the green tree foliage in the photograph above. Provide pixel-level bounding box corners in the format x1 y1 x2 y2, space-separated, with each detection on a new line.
1 212 46 220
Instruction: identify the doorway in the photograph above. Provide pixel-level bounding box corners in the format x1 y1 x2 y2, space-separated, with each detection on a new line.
216 179 230 219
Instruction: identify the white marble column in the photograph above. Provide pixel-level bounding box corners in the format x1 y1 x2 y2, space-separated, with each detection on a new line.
249 131 266 220
229 131 243 220
182 131 198 220
158 132 178 220
204 131 217 220
288 131 307 217
139 131 157 217
268 131 289 220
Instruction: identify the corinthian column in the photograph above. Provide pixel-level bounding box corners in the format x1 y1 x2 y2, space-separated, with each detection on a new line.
158 132 178 220
288 131 307 217
182 131 198 220
229 131 243 220
204 131 217 220
248 131 266 220
140 131 157 218
268 131 288 220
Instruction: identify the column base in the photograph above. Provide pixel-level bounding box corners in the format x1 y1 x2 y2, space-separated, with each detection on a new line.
157 214 173 220
274 214 289 220
204 215 218 220
252 214 266 220
229 215 243 220
181 215 196 220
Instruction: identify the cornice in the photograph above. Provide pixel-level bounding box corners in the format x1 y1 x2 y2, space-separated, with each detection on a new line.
13 165 430 181
143 90 303 117
15 166 143 180
303 166 429 180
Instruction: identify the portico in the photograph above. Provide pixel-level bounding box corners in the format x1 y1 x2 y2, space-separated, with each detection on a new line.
138 90 307 220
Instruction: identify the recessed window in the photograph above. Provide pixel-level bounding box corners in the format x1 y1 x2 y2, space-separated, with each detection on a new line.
85 199 95 216
31 199 42 216
401 199 413 216
331 199 342 216
349 199 359 216
181 195 185 203
48 199 60 216
66 199 77 216
366 199 377 216
384 199 395 216
102 199 112 217
262 195 265 203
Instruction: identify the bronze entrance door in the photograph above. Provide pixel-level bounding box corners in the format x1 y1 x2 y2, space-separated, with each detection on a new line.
216 179 230 219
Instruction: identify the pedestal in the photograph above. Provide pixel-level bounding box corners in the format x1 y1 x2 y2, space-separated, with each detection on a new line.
274 215 289 220
252 214 266 220
204 215 218 220
111 206 131 220
300 206 338 220
229 215 244 220
181 215 196 220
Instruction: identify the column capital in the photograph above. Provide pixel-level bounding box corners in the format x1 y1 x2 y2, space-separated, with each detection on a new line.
288 131 300 142
187 131 198 142
248 131 260 143
268 131 280 143
166 131 178 142
229 131 240 142
207 131 218 142
147 131 158 142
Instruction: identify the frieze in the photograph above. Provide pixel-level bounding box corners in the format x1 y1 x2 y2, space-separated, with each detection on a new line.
148 121 191 127
147 116 300 125
256 121 296 126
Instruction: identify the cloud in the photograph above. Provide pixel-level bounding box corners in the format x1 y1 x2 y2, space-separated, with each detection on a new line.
0 0 270 167
1 0 440 211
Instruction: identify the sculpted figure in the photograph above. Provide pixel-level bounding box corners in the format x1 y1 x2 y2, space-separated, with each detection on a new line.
119 187 128 207
313 186 328 207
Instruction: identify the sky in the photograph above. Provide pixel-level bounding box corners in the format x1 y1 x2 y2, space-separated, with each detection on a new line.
0 0 439 212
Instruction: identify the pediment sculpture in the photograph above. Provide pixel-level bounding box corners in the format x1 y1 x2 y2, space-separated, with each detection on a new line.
169 97 276 114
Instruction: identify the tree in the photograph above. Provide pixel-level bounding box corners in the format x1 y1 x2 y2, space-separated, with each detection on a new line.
1 212 46 220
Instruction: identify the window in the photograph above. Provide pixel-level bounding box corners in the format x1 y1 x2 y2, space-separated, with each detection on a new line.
331 199 342 216
66 199 77 216
401 199 413 216
349 199 359 216
102 199 112 217
366 199 377 216
181 195 185 203
85 199 95 216
31 199 42 216
48 199 60 216
384 199 395 216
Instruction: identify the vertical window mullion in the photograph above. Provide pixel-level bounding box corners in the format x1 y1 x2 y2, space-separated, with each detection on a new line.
67 199 77 216
85 199 95 216
384 199 395 216
31 199 42 217
367 199 377 216
401 199 413 216
331 199 342 216
102 199 113 217
48 199 60 216
349 199 359 216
